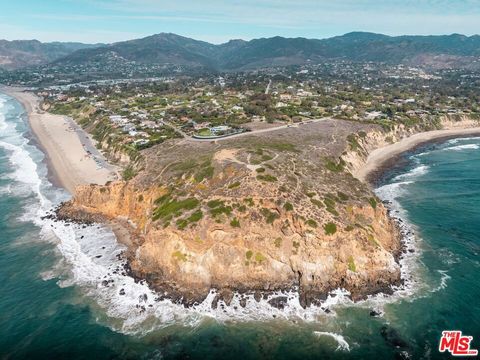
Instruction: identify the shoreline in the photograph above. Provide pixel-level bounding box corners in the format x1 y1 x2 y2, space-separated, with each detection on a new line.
357 127 480 184
0 86 118 194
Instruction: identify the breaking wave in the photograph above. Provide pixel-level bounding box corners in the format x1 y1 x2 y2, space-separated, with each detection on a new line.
314 331 350 351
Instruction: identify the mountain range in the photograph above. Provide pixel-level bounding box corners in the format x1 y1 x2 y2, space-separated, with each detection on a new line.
0 40 103 70
1 32 479 71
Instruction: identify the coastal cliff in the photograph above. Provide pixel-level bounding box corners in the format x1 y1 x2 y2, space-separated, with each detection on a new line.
58 119 405 307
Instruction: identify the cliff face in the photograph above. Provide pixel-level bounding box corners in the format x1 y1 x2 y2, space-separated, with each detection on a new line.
63 180 401 306
60 120 406 307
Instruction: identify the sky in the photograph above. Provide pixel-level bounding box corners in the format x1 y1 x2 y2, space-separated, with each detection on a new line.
1 0 479 44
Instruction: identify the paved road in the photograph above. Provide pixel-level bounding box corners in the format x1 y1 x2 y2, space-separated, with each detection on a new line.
180 117 332 143
265 79 272 95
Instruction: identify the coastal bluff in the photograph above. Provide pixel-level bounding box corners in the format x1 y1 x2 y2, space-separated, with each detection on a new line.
58 119 405 307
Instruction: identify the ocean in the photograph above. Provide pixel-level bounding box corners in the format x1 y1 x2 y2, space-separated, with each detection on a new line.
0 92 479 359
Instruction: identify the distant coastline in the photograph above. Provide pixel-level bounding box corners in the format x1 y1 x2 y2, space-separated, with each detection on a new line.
357 126 480 184
0 86 117 194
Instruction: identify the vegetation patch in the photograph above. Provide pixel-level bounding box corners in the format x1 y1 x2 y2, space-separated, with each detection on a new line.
306 219 318 228
260 208 280 224
194 161 214 182
257 174 278 182
255 252 267 263
368 197 378 209
210 205 232 218
347 256 356 272
246 250 253 260
176 219 189 230
122 164 137 181
244 198 255 206
347 133 361 151
324 222 337 235
188 210 203 223
172 251 187 262
228 181 241 189
207 199 224 208
325 158 346 172
230 218 241 228
274 237 282 248
337 191 349 201
153 194 199 222
256 167 266 173
283 202 294 211
310 198 324 208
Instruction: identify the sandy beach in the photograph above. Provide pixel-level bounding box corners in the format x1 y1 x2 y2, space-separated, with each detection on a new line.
357 126 480 182
0 86 117 194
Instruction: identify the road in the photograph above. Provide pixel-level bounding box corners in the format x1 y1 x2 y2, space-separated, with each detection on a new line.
265 79 272 95
178 117 332 143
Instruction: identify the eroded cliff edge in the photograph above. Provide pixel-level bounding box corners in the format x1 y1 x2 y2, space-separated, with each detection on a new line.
58 119 417 307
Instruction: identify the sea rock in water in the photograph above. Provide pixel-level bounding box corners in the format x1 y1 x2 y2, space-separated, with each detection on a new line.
268 296 288 309
380 325 409 349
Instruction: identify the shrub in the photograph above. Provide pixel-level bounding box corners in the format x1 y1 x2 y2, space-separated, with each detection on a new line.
228 181 241 189
257 174 278 182
188 210 203 223
122 165 137 181
325 158 346 172
368 197 377 209
260 208 280 224
210 205 232 218
274 238 282 248
255 252 266 263
306 219 318 228
256 167 266 173
246 250 253 260
230 218 240 228
324 197 336 208
207 199 224 208
347 255 356 272
337 191 349 201
324 222 337 235
284 202 294 211
176 219 188 230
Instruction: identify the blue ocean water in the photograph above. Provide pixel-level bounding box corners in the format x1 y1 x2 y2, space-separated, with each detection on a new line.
0 91 479 359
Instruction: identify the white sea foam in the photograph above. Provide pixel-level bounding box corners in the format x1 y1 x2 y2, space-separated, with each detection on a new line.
444 144 479 151
430 270 451 293
314 331 350 351
447 137 480 145
392 165 429 182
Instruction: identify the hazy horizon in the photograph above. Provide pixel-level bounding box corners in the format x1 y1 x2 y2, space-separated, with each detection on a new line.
1 0 479 44
2 30 480 46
